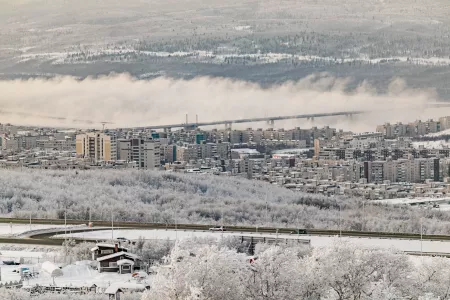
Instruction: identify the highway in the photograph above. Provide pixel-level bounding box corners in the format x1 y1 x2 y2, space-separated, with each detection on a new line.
2 217 450 246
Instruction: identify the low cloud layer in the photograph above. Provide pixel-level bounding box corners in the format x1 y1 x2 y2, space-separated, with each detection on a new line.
0 73 444 132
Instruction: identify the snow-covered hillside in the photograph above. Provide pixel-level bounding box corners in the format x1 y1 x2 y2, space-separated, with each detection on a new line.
1 169 450 235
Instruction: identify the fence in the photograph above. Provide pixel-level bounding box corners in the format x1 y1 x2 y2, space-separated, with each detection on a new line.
1 255 59 265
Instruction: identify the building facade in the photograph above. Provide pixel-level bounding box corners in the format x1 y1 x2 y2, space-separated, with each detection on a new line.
76 132 117 162
118 138 160 169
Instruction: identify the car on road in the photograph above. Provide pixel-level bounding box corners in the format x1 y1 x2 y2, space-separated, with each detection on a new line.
290 229 308 235
209 226 225 231
116 237 136 245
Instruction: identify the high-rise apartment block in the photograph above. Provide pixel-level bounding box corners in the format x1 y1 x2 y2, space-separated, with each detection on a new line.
76 132 117 162
117 138 160 169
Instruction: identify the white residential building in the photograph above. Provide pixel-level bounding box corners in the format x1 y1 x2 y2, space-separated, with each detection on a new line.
118 138 160 170
76 132 117 162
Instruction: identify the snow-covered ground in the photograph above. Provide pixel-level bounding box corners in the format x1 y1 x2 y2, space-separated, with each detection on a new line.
374 197 450 205
424 129 450 137
0 248 147 288
56 229 450 253
0 260 149 289
22 262 150 289
412 140 450 149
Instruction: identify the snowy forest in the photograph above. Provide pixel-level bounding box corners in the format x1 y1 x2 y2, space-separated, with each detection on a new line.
143 238 450 300
2 238 450 300
1 169 450 235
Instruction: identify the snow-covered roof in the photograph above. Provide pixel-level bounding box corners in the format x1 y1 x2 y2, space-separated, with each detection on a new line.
231 148 260 154
90 243 128 252
104 286 123 295
97 251 140 262
117 259 134 266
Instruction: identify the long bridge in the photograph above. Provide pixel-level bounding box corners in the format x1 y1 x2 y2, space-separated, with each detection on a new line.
127 102 450 131
0 103 449 130
130 110 365 131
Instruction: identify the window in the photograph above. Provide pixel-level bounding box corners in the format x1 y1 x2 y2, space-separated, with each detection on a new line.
101 250 114 254
122 265 130 270
109 262 118 267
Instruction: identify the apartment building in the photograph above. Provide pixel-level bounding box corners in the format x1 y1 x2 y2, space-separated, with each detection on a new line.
118 138 160 169
176 145 198 162
216 142 231 159
162 145 176 163
439 116 450 131
76 132 117 162
364 161 385 184
0 134 20 153
37 138 76 151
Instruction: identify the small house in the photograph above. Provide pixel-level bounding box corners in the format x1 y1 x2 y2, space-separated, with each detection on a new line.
97 252 141 273
91 243 128 261
105 286 123 300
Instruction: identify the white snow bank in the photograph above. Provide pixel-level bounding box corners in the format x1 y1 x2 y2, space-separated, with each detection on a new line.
62 263 94 278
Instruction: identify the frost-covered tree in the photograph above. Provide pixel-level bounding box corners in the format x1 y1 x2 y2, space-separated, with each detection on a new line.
144 244 249 300
310 241 412 300
410 257 450 299
145 238 450 300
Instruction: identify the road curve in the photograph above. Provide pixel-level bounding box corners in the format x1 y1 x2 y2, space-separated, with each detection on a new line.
0 217 449 245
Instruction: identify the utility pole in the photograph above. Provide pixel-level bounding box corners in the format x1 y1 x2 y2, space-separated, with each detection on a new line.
29 212 32 231
64 210 67 264
175 207 178 241
420 217 423 258
111 211 114 241
64 210 67 237
339 204 342 238
265 201 269 226
362 201 365 232
221 210 224 239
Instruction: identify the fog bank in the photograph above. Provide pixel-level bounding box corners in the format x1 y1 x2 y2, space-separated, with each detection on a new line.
0 73 444 132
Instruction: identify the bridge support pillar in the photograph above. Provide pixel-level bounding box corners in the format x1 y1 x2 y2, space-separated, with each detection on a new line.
225 122 232 130
266 119 275 126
